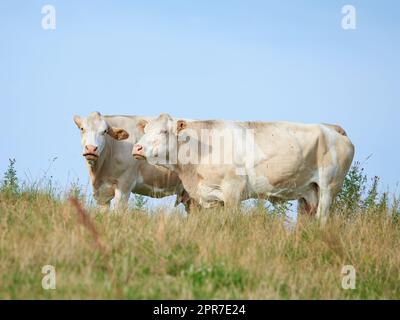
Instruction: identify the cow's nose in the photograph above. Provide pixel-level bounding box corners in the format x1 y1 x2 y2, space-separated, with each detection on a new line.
85 145 98 154
133 144 143 155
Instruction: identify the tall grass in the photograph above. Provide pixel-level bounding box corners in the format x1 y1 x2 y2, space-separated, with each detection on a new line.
0 159 399 299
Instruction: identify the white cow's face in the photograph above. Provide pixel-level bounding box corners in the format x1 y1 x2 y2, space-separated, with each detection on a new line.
73 111 129 163
133 113 181 165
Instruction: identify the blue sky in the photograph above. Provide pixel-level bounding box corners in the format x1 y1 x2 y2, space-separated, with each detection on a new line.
1 0 399 196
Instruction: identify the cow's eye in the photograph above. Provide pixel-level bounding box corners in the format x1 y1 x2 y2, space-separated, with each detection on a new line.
161 130 167 134
103 130 107 135
80 127 84 131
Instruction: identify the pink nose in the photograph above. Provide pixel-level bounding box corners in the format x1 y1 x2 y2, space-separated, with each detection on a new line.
84 145 98 155
133 144 144 155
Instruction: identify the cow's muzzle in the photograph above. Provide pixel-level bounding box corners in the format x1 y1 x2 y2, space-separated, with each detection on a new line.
133 154 146 160
133 144 145 160
83 153 99 161
83 145 99 160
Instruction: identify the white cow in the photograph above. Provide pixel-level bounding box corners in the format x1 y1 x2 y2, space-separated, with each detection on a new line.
73 111 189 210
132 113 355 224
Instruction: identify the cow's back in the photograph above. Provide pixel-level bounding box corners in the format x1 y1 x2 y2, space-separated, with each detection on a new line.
241 121 354 195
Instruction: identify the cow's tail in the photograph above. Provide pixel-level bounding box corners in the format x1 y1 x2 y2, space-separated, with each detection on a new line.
323 124 347 136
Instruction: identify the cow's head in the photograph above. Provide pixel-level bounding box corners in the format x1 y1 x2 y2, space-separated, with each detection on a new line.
133 113 186 166
73 111 129 163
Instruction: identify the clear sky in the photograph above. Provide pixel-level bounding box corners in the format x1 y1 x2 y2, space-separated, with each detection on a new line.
1 0 399 198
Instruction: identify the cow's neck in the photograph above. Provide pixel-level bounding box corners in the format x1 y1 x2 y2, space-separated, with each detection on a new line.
87 138 112 190
175 162 201 200
173 137 204 199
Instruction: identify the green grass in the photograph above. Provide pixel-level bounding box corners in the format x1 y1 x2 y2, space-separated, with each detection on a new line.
1 158 399 299
1 191 400 299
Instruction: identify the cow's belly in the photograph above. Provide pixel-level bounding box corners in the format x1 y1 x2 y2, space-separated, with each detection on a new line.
133 183 176 198
247 178 313 200
245 159 317 201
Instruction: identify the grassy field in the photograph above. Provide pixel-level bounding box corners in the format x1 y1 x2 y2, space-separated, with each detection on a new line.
1 191 400 299
0 160 399 299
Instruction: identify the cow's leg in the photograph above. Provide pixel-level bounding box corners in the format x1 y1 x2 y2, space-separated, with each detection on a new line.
175 189 198 213
114 188 131 211
187 198 203 213
94 194 112 212
114 176 139 211
316 156 340 224
222 179 245 208
298 183 319 216
316 187 333 225
297 198 317 226
224 197 241 208
94 184 114 212
297 198 309 215
98 201 111 212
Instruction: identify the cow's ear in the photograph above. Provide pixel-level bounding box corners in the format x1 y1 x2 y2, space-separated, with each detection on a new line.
137 119 148 134
108 127 129 140
73 115 82 129
177 120 187 133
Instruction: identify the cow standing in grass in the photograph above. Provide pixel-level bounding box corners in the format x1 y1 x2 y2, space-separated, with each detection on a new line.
132 113 355 224
73 112 189 211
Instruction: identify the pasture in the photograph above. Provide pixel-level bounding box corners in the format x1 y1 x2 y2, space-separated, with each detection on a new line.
1 161 399 299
